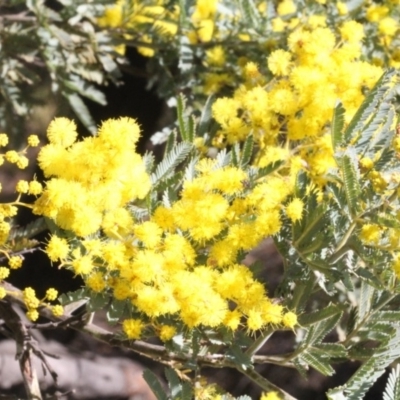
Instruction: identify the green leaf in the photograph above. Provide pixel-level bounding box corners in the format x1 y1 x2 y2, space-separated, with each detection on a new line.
143 369 168 400
344 69 397 145
143 152 155 174
370 311 400 325
383 364 400 400
240 134 254 167
177 94 194 142
355 100 395 157
374 213 400 230
87 291 109 312
165 367 193 400
165 130 178 155
294 170 311 199
358 280 374 322
65 92 96 134
331 100 346 153
302 312 343 347
227 343 253 370
252 160 284 180
355 268 383 290
287 270 315 312
106 300 126 325
64 74 106 105
300 350 335 376
359 323 395 341
238 0 262 30
187 116 195 143
328 327 400 400
374 147 396 172
58 288 89 315
151 142 193 185
8 217 47 240
293 358 309 378
340 153 361 217
314 343 347 358
231 144 240 167
293 203 326 250
299 304 343 327
215 148 231 169
197 94 214 136
296 232 325 255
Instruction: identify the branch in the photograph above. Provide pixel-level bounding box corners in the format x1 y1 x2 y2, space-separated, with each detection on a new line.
1 281 295 375
0 12 36 23
0 301 45 399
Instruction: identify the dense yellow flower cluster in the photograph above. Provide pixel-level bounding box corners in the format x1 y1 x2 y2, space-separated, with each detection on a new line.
35 117 298 337
33 117 150 237
211 24 383 186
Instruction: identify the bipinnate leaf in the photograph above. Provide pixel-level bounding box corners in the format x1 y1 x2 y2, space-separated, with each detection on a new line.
231 143 240 167
65 92 97 134
299 350 335 376
343 69 397 146
302 311 343 346
238 0 262 29
331 100 346 153
177 94 194 142
151 142 193 185
383 364 400 400
165 367 193 400
198 94 214 136
299 305 343 327
227 343 253 370
357 280 374 322
143 369 168 400
165 130 178 155
340 153 361 217
240 134 254 167
327 327 400 400
106 300 126 325
9 217 47 240
253 160 284 179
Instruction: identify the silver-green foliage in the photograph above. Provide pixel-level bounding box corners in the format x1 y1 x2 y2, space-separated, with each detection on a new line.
0 0 121 135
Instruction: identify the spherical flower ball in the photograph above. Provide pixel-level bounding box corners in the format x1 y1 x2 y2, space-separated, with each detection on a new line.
46 235 69 262
98 117 140 149
286 198 304 223
282 311 297 329
159 325 177 342
123 318 144 339
47 118 78 147
268 50 292 76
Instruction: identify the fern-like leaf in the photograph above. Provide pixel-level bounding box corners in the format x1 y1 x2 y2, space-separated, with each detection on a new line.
358 280 374 322
143 369 168 400
331 100 346 153
340 153 361 217
8 217 47 240
238 0 261 30
151 142 193 185
240 133 254 167
300 350 335 376
177 94 193 142
344 69 397 145
303 312 343 347
383 364 400 400
197 94 214 136
328 327 400 400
